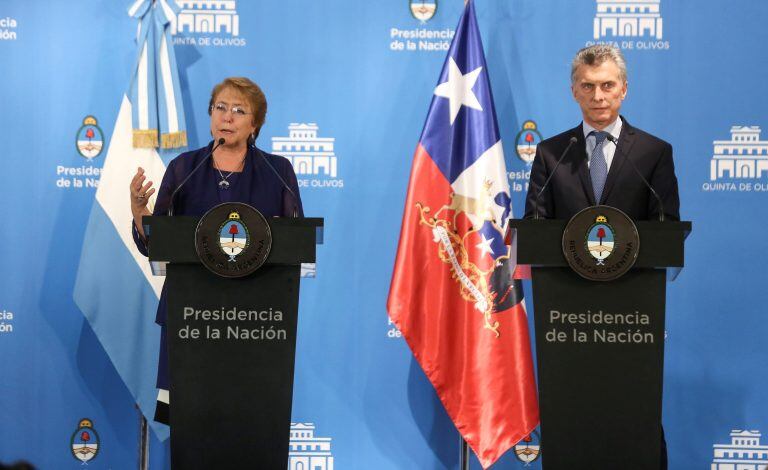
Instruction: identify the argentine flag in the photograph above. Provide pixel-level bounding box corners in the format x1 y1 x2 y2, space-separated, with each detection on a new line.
74 0 187 440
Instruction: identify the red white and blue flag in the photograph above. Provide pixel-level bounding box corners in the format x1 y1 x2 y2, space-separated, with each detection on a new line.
387 1 539 467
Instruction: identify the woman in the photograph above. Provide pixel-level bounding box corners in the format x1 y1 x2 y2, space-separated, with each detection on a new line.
128 77 303 423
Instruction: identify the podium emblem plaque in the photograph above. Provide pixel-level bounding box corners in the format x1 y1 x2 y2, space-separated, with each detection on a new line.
562 205 639 281
195 202 272 278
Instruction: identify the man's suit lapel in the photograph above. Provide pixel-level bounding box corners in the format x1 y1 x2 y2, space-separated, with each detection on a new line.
600 116 636 204
571 125 596 205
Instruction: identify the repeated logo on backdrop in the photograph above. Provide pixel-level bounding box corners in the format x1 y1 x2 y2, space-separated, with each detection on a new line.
711 429 768 468
0 16 18 41
55 116 103 190
514 431 541 464
171 0 246 47
507 119 544 193
288 423 335 468
409 0 438 23
70 419 100 463
271 123 344 189
75 116 104 160
587 0 670 51
704 125 768 193
514 120 542 165
388 1 454 53
508 120 540 193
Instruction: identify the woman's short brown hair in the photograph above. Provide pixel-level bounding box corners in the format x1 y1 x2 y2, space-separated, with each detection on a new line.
208 77 268 138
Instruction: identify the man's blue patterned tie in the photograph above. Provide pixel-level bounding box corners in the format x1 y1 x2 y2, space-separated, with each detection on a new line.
590 131 609 204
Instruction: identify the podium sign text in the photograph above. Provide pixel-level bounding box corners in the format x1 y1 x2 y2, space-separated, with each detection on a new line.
532 267 665 469
167 264 300 468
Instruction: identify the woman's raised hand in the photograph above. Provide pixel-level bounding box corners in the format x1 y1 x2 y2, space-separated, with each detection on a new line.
130 167 155 212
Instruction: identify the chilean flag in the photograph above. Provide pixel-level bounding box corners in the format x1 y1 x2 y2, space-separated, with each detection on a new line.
387 1 539 467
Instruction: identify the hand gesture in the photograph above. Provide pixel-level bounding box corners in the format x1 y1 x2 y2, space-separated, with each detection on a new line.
130 167 155 212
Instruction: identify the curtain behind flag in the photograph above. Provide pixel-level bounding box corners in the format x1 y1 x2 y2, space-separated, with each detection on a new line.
387 1 539 467
73 0 187 440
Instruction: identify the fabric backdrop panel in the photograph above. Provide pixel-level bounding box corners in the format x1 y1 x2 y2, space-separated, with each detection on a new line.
0 0 766 468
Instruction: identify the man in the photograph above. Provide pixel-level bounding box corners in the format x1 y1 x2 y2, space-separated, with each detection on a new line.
523 45 677 469
524 45 680 221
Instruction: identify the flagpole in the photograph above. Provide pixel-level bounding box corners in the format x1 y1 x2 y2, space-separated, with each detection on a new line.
460 436 470 470
137 406 149 470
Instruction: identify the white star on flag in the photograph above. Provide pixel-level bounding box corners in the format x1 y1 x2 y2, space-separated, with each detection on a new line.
475 233 495 256
434 57 483 125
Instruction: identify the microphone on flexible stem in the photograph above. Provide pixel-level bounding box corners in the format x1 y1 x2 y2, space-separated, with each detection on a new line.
256 150 300 218
605 135 665 222
533 136 578 220
167 138 226 216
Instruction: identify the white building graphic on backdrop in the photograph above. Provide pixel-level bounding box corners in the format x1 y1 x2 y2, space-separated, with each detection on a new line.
289 423 334 470
172 0 240 36
711 126 768 180
594 0 663 39
272 123 337 178
711 429 768 469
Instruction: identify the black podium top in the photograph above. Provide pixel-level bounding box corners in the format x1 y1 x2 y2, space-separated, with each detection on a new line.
508 219 691 278
144 216 323 274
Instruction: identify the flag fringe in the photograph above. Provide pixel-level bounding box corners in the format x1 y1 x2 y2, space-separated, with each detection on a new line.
160 131 188 149
133 129 159 148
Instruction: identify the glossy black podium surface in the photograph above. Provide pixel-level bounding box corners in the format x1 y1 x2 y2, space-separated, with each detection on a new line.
509 219 690 469
145 216 323 468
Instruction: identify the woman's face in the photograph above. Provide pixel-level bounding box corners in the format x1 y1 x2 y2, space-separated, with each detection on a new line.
209 87 257 150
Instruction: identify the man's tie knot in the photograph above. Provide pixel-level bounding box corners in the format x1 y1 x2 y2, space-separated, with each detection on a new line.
591 130 609 145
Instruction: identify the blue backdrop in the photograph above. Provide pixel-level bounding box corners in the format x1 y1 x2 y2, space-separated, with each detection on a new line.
1 0 767 468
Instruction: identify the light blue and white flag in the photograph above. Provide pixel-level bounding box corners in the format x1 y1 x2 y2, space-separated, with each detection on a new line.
74 0 186 440
128 0 187 149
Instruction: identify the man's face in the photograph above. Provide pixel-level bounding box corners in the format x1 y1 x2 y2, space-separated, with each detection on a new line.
571 60 627 129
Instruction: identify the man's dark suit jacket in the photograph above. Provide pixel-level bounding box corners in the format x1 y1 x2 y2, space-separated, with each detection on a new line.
524 117 680 221
522 117 676 469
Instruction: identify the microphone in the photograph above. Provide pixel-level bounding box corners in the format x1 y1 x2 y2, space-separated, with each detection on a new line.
167 138 225 216
533 136 578 220
605 135 665 222
256 149 300 218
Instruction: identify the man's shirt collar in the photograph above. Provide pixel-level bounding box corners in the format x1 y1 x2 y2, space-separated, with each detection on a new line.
582 117 623 142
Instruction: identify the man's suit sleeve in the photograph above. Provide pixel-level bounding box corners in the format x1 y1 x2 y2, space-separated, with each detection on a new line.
648 142 680 221
524 145 553 219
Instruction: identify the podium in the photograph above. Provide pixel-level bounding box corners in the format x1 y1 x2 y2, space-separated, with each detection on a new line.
144 215 323 468
509 218 690 469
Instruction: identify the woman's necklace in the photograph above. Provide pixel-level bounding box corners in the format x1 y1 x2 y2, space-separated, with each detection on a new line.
215 154 246 189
